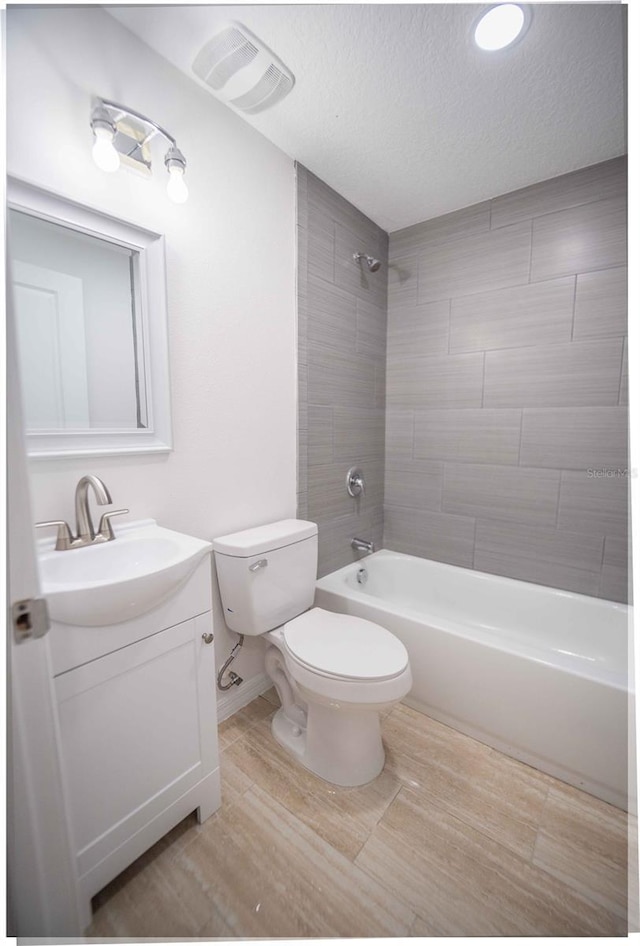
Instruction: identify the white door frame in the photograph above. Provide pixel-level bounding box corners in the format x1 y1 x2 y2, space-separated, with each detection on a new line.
7 248 82 936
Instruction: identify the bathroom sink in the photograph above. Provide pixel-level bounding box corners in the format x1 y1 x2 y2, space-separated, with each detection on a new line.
38 519 213 626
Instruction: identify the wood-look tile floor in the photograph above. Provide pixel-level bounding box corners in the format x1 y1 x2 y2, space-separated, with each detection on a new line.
88 690 632 938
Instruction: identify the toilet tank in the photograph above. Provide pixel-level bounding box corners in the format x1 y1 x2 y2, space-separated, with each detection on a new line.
212 519 318 635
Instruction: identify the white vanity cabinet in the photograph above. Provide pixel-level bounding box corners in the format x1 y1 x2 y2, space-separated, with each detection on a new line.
47 556 220 929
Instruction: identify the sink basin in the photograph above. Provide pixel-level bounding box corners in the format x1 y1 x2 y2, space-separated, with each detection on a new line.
38 519 213 626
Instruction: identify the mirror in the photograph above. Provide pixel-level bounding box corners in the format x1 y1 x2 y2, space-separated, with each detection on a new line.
7 178 172 457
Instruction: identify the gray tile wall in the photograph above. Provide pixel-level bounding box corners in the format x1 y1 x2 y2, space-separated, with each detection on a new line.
297 164 388 576
385 156 629 602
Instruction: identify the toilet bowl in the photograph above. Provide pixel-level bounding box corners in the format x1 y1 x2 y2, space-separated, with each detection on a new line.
212 519 412 786
269 608 411 785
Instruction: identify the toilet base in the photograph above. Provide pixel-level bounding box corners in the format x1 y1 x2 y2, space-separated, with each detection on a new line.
271 702 386 787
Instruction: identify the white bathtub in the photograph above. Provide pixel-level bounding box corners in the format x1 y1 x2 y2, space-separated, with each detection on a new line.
315 550 634 811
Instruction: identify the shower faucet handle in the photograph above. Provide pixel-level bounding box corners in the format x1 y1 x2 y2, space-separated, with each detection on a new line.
346 466 366 498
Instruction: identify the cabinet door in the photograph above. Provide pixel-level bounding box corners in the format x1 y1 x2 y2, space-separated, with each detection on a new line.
55 614 218 876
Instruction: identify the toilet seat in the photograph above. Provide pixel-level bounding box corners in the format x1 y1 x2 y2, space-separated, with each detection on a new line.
283 607 409 683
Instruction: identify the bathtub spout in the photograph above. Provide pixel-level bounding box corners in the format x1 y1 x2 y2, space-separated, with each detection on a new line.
352 537 374 554
264 645 307 729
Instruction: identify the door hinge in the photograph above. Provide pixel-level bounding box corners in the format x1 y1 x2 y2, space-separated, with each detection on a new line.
12 597 50 643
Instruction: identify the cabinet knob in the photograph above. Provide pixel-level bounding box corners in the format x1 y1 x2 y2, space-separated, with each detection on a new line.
201 632 214 644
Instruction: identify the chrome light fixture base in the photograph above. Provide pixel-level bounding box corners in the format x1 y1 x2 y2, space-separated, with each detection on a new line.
164 144 187 174
114 130 152 175
90 99 188 201
90 103 117 138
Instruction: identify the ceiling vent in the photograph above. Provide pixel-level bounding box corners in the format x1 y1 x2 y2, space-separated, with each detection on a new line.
192 22 295 114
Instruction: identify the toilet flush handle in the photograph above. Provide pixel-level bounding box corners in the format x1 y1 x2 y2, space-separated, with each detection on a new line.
249 558 268 572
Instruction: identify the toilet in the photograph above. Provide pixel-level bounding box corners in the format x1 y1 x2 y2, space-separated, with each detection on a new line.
212 519 412 786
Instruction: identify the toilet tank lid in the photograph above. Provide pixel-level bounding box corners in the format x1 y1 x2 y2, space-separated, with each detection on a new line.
212 519 318 557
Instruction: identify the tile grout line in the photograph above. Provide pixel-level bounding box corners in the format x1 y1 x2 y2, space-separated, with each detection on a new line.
529 779 553 868
617 336 626 406
523 785 629 926
522 190 624 224
240 778 421 934
471 515 478 567
226 782 412 936
517 409 524 466
349 783 403 866
553 469 563 528
617 337 626 405
362 775 551 895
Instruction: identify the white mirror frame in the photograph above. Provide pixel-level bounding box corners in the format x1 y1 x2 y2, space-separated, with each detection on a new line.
7 176 172 458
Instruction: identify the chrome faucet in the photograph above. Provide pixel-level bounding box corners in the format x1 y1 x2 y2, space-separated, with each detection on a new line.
35 475 129 550
75 474 113 543
351 537 374 554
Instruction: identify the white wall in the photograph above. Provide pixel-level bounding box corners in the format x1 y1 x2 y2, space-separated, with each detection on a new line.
6 6 297 698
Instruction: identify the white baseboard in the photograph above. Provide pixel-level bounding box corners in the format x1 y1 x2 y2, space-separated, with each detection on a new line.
216 671 272 723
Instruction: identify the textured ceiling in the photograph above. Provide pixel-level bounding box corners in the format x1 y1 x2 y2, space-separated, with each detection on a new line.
107 3 626 232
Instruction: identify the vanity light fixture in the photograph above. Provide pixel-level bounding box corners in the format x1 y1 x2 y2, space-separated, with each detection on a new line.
474 4 530 51
90 99 189 203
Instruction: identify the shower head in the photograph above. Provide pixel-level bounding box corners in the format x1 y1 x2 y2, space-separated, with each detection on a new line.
353 252 381 273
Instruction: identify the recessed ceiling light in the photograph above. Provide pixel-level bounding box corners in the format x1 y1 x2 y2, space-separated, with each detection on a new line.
474 4 529 52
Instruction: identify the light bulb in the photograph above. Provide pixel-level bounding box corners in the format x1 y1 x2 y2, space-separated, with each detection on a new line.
474 4 527 51
92 127 120 173
167 165 189 204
